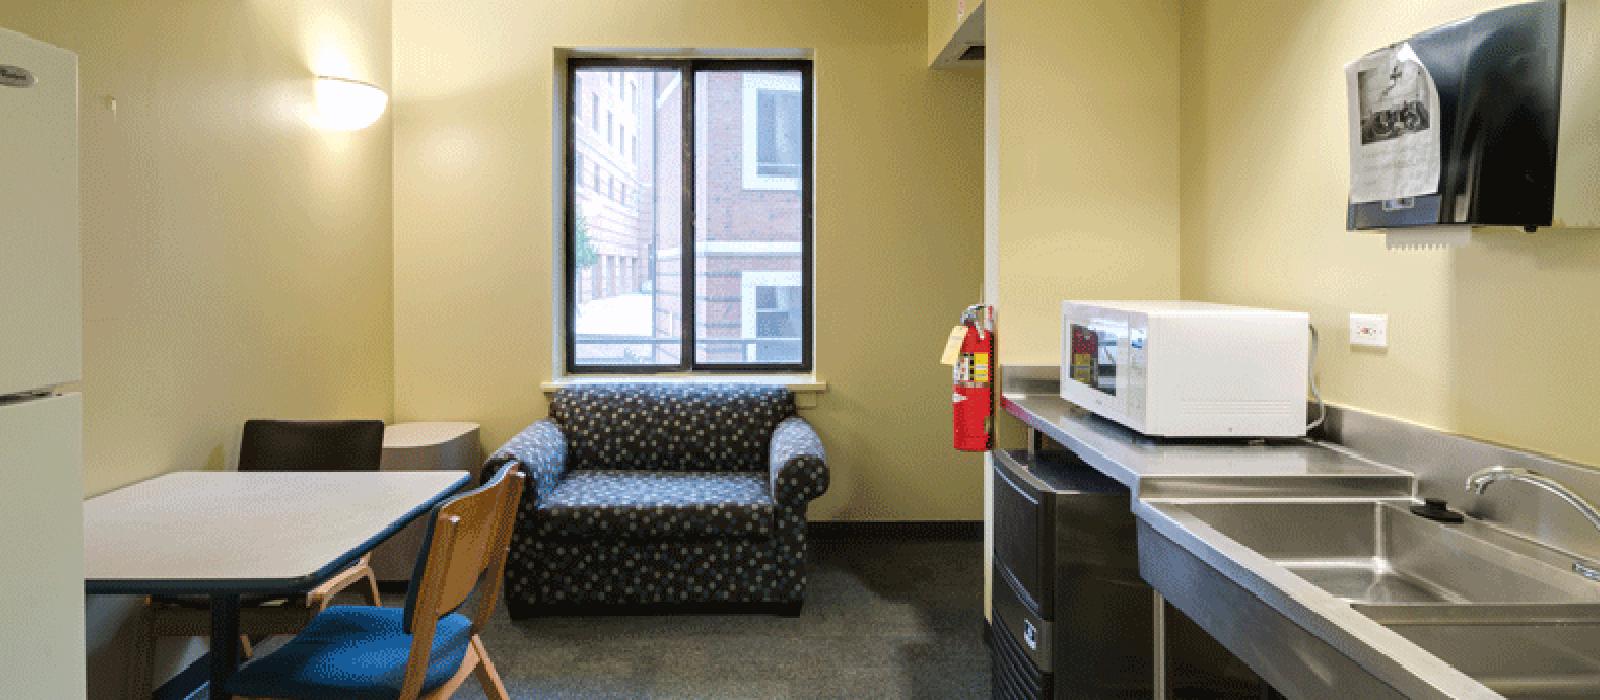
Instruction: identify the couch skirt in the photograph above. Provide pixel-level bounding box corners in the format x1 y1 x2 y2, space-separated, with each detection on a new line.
504 514 809 616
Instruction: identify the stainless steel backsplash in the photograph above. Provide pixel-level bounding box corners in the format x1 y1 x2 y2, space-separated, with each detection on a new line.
1001 364 1600 564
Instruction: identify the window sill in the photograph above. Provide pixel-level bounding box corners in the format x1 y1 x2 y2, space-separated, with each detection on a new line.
541 375 827 408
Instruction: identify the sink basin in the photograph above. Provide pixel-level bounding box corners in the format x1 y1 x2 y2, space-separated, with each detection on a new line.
1166 500 1600 696
1173 500 1600 609
1389 624 1600 697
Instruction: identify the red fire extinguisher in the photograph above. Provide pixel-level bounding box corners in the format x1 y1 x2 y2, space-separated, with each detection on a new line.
953 304 994 451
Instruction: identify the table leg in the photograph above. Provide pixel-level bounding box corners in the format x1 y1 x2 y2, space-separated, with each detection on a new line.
1153 590 1168 699
210 593 241 700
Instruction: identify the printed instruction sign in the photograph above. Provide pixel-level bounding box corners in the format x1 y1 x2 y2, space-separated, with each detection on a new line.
1346 42 1441 203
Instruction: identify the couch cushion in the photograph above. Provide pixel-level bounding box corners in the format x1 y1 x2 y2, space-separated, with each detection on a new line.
534 470 775 541
550 383 794 471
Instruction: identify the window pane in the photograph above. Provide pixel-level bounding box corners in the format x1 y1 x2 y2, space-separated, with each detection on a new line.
694 69 804 365
572 67 683 367
757 90 801 178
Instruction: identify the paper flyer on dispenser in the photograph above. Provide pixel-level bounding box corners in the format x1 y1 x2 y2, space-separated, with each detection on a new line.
1346 42 1442 203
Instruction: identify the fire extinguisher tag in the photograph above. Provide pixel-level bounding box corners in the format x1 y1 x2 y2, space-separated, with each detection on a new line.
940 326 967 365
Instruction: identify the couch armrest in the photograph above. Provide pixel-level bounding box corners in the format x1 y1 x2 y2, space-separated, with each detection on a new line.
481 419 569 505
769 416 828 505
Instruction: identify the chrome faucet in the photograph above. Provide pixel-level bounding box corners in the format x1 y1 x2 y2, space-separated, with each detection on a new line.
1467 466 1600 581
1466 466 1600 532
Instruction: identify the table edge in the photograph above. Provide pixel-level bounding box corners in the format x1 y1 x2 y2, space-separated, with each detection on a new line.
84 471 472 595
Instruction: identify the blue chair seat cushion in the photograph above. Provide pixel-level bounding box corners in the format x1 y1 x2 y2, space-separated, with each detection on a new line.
534 470 775 541
222 606 472 700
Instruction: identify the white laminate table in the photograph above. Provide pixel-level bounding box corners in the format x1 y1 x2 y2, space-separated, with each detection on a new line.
84 470 470 699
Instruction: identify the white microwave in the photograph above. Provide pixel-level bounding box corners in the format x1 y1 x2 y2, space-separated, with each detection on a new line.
1060 301 1310 438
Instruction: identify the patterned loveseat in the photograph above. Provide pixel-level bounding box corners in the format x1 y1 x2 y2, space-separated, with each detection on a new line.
484 383 828 616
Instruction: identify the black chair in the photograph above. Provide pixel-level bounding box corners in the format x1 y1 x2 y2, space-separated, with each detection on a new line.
128 419 388 698
239 419 386 472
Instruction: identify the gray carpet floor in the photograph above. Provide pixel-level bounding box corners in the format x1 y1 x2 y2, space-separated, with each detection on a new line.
457 537 990 699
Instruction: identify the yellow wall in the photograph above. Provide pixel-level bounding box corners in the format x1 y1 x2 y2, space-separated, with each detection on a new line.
990 0 1183 365
392 1 987 520
0 1 394 693
1180 0 1600 467
0 0 395 498
978 0 1182 625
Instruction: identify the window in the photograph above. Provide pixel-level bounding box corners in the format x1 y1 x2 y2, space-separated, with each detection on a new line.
589 94 599 130
566 59 812 372
742 73 803 190
741 272 803 363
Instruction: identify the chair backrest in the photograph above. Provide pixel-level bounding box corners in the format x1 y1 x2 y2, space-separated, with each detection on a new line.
550 383 794 472
238 420 386 472
396 461 524 698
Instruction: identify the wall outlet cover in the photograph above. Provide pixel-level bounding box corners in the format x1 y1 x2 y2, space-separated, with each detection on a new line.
1350 313 1388 348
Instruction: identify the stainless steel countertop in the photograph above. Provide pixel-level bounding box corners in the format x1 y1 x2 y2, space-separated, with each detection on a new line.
1001 389 1597 698
1001 392 1413 499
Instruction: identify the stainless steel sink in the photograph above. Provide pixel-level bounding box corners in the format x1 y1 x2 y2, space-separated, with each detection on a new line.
1387 624 1600 697
1175 501 1600 608
1154 500 1600 696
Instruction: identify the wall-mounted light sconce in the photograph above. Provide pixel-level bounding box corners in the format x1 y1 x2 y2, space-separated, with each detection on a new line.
313 75 388 131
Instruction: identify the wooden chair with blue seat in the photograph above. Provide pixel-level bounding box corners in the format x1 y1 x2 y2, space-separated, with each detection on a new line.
129 420 389 698
224 459 524 699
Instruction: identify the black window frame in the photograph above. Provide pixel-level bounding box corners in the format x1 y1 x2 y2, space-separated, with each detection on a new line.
564 58 814 374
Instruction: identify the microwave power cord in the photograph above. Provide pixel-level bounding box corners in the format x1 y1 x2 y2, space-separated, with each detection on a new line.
1306 323 1326 433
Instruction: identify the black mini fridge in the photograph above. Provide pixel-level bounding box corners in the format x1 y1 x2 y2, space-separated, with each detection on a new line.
990 448 1266 699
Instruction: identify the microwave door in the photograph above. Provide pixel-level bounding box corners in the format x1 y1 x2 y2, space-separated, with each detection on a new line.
1070 319 1123 399
1095 325 1120 397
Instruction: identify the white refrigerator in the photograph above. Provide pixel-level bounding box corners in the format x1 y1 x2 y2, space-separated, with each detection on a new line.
0 27 85 699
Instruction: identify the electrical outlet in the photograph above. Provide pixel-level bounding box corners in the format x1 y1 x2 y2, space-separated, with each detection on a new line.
1349 313 1388 348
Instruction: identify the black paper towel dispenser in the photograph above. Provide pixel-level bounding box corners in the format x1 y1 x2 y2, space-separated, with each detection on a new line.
1346 0 1596 232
